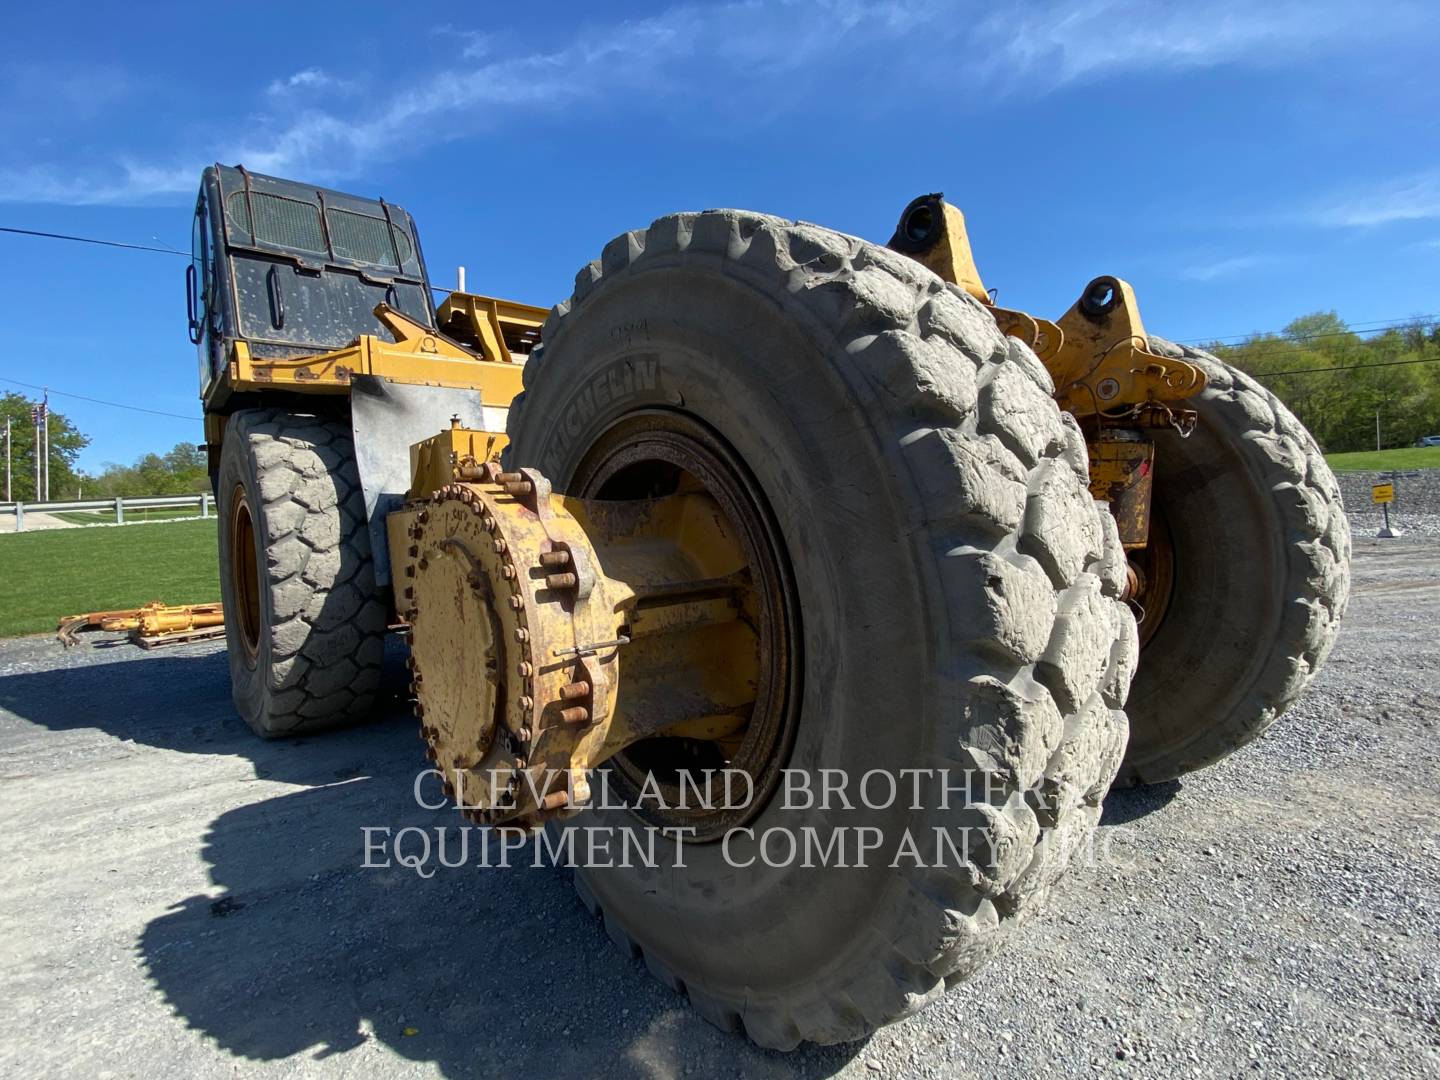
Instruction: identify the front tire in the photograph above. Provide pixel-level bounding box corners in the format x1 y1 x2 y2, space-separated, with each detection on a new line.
508 211 1134 1047
217 408 386 737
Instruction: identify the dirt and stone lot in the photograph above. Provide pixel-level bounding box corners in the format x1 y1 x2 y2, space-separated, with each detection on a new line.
0 534 1436 1079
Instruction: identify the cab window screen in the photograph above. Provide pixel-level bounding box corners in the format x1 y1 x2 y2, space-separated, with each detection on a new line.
326 207 412 266
226 190 326 255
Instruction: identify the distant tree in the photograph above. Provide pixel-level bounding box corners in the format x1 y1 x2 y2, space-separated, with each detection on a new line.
1212 313 1440 452
89 442 209 497
0 392 89 501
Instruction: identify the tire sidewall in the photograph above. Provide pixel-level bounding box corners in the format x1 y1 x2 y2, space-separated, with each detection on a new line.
510 264 945 1001
217 413 274 730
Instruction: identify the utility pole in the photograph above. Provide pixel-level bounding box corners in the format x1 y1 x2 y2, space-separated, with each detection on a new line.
1376 407 1381 452
4 415 10 502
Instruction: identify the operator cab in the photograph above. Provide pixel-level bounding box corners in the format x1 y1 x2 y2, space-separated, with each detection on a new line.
187 164 435 406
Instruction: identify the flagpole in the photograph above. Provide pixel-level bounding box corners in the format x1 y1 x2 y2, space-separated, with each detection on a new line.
42 391 49 501
33 406 40 501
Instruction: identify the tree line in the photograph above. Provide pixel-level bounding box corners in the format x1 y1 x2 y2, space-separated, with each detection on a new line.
1206 313 1440 452
1 392 205 501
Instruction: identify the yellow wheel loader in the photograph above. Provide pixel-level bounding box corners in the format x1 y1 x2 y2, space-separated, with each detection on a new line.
188 169 1350 1048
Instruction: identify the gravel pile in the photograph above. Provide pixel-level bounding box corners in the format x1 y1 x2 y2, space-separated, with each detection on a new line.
1336 468 1440 538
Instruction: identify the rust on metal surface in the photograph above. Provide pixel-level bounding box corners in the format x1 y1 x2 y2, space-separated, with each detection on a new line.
1087 432 1156 549
394 471 769 829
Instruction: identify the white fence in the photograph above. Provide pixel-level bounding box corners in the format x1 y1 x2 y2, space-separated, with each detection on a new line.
0 494 212 532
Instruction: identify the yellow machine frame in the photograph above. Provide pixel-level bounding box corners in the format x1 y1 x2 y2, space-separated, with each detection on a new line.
203 293 545 454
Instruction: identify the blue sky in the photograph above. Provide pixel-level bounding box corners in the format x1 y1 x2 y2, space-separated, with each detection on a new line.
1 0 1436 472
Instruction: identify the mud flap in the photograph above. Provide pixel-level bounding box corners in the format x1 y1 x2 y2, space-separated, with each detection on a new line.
349 376 485 585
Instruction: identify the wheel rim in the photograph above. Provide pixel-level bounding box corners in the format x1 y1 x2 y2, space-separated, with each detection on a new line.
570 410 801 840
1131 502 1176 650
228 484 262 664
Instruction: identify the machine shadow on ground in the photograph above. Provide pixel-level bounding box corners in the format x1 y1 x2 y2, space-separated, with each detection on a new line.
0 642 413 787
0 641 862 1078
135 734 864 1079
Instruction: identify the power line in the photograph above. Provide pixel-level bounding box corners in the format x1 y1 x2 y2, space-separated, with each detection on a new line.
1250 354 1440 380
1181 314 1439 347
0 225 190 258
0 377 200 421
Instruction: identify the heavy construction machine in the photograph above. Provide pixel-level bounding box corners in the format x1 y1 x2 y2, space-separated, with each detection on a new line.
188 167 1350 1048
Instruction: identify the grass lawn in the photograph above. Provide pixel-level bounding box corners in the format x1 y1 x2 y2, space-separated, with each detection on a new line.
52 506 204 525
1323 446 1440 473
0 519 219 637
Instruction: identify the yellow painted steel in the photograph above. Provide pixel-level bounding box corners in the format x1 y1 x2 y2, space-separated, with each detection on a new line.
1086 434 1155 548
436 292 546 364
895 199 991 303
57 601 225 648
405 418 510 499
887 195 1205 420
226 306 526 402
392 460 763 827
1047 277 1205 420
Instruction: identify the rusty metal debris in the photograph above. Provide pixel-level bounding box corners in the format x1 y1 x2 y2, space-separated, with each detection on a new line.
57 602 225 649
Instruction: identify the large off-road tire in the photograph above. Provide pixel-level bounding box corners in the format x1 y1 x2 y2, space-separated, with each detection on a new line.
216 408 386 737
506 211 1135 1048
1118 338 1351 785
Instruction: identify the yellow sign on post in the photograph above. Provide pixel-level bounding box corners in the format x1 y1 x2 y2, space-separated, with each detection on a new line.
1372 483 1395 504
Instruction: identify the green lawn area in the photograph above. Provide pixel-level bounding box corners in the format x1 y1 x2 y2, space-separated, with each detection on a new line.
0 520 219 637
1323 446 1440 473
52 505 204 525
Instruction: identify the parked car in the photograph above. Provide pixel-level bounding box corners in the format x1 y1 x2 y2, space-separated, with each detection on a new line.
1416 435 1440 447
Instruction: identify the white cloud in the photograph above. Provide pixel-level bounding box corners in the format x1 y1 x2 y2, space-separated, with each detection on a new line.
1175 254 1269 282
0 0 1415 205
975 0 1397 89
1311 172 1440 228
0 161 192 206
265 68 352 96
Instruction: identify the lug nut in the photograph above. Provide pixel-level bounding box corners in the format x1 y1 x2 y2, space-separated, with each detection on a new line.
514 628 529 643
408 545 419 558
493 538 508 554
517 661 533 677
501 565 516 579
559 681 590 701
560 706 590 725
545 573 578 590
518 695 534 711
508 596 523 610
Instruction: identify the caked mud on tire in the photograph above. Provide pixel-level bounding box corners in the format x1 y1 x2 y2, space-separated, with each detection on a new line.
1119 339 1351 785
506 211 1135 1048
216 408 387 737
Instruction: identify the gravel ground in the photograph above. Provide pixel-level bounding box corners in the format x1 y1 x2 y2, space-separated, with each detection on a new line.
1339 467 1440 537
0 538 1436 1079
